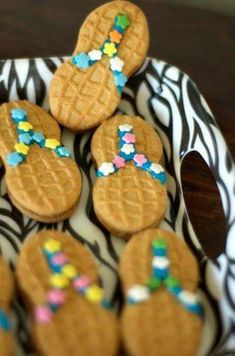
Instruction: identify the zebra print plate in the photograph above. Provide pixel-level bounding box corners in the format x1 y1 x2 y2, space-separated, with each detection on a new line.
0 56 235 355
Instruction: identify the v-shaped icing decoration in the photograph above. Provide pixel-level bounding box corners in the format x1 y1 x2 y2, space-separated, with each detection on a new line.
35 239 110 324
96 124 167 184
72 14 130 94
126 238 203 316
7 109 71 167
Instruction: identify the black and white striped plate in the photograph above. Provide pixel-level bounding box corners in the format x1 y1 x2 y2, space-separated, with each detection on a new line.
0 56 234 355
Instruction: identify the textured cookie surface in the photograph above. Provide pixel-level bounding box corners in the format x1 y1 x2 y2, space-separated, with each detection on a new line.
16 230 119 356
49 1 149 131
0 257 14 356
0 101 82 222
120 228 202 356
92 115 167 239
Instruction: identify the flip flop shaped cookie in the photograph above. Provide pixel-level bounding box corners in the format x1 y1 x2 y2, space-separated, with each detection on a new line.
92 115 167 239
16 230 119 356
0 101 82 222
0 257 14 356
120 228 203 356
49 1 149 131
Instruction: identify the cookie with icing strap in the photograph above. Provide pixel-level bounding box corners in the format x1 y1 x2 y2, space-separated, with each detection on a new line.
49 1 149 132
120 228 203 356
0 101 82 222
91 115 167 239
0 257 14 356
16 230 119 356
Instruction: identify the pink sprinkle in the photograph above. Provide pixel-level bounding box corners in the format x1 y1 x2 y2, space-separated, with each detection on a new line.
133 154 147 166
51 253 68 266
123 133 136 144
47 289 66 305
73 276 91 290
112 155 125 168
34 305 53 324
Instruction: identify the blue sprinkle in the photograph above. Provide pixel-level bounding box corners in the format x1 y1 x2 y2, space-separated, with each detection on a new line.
0 310 11 331
18 132 33 145
11 108 27 123
113 24 124 33
119 150 135 161
153 268 169 280
7 152 24 167
152 247 167 257
72 53 90 69
114 72 127 88
186 303 203 316
56 146 71 158
168 286 182 295
32 132 45 146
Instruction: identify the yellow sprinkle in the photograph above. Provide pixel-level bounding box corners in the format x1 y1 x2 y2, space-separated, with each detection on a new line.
44 239 61 253
18 121 33 132
62 264 78 279
103 43 117 57
85 285 104 303
50 273 69 289
15 143 29 155
45 139 60 149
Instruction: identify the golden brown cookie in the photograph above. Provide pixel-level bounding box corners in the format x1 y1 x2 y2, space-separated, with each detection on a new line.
0 257 14 356
91 115 167 239
0 101 82 222
49 1 149 132
120 228 203 356
16 230 119 356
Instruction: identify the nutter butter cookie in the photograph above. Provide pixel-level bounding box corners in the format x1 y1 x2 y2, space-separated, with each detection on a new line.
0 101 82 222
49 1 149 131
0 257 14 356
91 115 167 239
16 230 119 356
120 228 203 356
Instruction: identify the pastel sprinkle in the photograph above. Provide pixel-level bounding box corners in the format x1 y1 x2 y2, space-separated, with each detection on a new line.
114 72 127 87
45 139 60 149
122 133 136 144
47 289 66 305
32 132 45 144
51 253 68 266
50 274 70 289
62 264 78 279
57 146 71 158
109 30 122 43
103 42 117 57
35 305 53 324
44 239 61 254
18 133 33 145
7 152 24 167
73 276 91 291
15 143 29 155
116 14 130 30
112 155 125 168
72 53 90 68
18 121 33 132
11 108 27 122
85 285 104 303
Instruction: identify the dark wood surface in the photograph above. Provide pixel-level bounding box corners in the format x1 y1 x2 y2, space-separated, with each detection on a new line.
0 0 234 259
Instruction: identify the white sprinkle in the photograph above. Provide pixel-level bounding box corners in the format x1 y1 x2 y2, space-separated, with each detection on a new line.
127 285 150 302
152 256 170 269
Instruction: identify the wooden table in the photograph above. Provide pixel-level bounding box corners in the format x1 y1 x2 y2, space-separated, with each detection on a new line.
0 0 234 258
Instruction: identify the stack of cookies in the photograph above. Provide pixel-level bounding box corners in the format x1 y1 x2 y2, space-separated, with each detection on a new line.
0 1 203 355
